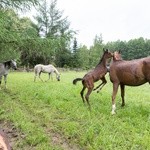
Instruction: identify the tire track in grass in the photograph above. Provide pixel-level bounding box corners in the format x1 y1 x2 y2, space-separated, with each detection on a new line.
0 90 52 149
1 89 81 150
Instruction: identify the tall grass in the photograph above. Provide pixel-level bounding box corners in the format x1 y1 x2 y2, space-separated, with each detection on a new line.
0 71 149 150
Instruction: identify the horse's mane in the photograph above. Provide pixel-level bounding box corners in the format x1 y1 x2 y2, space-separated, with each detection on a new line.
95 50 108 67
54 67 60 75
4 60 11 68
113 51 122 61
98 52 105 64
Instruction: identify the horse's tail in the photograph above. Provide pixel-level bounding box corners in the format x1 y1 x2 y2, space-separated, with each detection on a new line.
73 78 83 85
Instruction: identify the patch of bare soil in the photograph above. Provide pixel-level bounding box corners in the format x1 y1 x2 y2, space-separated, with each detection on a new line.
0 120 81 150
45 127 80 150
0 120 25 150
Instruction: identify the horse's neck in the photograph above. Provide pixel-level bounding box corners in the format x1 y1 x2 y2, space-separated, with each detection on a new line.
113 58 123 63
95 58 107 68
4 62 11 69
5 65 10 69
54 68 59 75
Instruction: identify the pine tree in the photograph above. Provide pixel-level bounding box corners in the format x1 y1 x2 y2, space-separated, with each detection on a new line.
0 0 38 10
35 0 72 39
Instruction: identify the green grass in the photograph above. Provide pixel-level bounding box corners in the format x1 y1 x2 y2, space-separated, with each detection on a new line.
0 71 150 150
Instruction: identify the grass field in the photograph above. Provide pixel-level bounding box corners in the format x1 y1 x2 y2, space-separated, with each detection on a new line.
0 71 150 150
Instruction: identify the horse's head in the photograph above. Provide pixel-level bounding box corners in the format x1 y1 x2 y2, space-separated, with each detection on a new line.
54 69 60 81
10 60 17 70
103 48 114 59
56 74 60 81
113 51 122 61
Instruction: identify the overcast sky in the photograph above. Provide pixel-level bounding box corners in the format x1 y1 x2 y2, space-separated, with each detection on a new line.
24 0 150 47
56 0 150 47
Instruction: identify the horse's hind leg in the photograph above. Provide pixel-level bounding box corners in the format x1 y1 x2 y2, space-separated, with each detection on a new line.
0 76 2 89
4 75 7 89
120 84 125 106
39 72 44 82
34 73 37 82
80 86 86 103
85 87 93 110
45 73 51 82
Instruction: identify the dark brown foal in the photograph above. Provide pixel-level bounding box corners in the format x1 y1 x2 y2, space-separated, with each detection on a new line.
73 49 113 109
109 51 150 114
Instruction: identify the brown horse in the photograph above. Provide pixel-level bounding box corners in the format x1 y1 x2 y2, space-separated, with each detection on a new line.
73 49 113 109
109 51 150 114
0 130 11 150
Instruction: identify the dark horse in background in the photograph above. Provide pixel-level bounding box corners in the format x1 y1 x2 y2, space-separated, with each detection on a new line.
73 49 113 109
109 51 150 114
0 60 17 89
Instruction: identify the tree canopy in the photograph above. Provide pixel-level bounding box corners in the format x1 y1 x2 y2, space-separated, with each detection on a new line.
0 0 39 10
0 0 150 68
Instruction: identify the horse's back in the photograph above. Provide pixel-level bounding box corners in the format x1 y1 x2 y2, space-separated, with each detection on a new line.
34 64 44 73
111 57 150 72
110 57 150 85
34 64 56 74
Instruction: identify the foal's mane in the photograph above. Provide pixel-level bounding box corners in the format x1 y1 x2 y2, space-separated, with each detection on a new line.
95 49 108 67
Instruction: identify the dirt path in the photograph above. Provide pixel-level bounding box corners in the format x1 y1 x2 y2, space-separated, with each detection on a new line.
0 120 25 149
0 90 81 150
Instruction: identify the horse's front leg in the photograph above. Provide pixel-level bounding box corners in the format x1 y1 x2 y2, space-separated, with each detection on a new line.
45 73 51 82
0 76 2 89
96 77 107 93
120 84 125 107
4 75 7 89
85 87 93 111
51 72 54 81
93 82 103 91
80 86 86 104
34 73 37 82
111 83 119 115
39 72 44 82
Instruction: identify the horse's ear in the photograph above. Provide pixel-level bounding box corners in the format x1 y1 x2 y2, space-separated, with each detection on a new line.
103 48 108 52
118 50 121 54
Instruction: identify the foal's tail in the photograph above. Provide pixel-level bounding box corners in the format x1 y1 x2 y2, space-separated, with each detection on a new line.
73 78 83 85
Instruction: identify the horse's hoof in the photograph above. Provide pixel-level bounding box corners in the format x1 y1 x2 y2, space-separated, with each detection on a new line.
111 111 116 115
121 104 125 107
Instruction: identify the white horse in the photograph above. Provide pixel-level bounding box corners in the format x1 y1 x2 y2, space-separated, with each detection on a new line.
34 64 60 82
0 60 17 89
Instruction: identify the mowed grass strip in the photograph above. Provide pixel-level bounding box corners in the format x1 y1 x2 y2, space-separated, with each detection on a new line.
0 71 150 150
